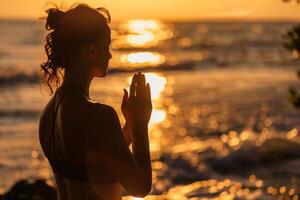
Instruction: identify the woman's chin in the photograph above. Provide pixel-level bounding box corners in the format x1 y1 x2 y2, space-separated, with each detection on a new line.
94 64 109 77
95 70 108 78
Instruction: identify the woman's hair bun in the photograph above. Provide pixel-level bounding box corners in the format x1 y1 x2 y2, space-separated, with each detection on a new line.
46 8 64 30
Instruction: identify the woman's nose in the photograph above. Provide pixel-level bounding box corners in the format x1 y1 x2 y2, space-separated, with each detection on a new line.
109 52 112 60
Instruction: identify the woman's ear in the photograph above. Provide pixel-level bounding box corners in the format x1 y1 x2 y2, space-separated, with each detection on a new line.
82 44 97 62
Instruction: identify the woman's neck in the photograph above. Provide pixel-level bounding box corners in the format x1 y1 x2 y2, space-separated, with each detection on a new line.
61 66 93 98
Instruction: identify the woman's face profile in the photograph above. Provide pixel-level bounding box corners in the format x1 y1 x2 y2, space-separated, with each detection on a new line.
93 26 112 77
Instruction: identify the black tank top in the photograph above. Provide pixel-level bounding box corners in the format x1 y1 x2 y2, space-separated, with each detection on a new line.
47 87 116 183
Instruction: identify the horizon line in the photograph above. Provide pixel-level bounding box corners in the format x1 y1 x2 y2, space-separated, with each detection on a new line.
1 16 300 23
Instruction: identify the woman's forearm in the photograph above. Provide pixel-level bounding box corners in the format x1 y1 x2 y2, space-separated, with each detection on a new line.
122 123 132 146
132 124 152 184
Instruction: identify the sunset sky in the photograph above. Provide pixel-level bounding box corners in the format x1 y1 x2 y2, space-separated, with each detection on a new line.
1 0 300 21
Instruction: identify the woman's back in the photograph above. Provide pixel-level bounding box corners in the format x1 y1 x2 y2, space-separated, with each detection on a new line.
39 4 152 199
39 88 122 200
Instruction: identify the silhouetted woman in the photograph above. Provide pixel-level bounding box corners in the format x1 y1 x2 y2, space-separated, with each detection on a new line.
39 4 152 200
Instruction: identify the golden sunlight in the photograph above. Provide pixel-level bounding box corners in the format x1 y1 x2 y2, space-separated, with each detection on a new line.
145 73 167 125
2 0 300 20
120 52 165 67
144 73 167 100
127 20 161 31
150 109 166 125
126 32 156 46
118 20 173 48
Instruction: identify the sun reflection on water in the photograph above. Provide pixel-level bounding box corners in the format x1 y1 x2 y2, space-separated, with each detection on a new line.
120 52 165 67
144 73 167 100
150 109 166 125
127 32 155 47
127 20 160 32
117 20 173 48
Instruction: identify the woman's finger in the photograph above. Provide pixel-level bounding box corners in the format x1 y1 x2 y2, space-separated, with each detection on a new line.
121 89 128 110
141 74 146 85
146 83 151 101
141 74 147 98
136 72 144 98
129 73 137 98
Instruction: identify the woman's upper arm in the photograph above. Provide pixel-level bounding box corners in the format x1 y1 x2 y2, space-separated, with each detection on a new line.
87 105 151 197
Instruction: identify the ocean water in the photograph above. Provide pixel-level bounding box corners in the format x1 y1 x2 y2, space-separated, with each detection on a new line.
1 20 300 199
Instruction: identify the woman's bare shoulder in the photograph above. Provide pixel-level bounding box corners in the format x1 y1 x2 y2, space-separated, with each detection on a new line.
89 102 118 118
86 102 123 149
87 103 121 135
39 96 55 129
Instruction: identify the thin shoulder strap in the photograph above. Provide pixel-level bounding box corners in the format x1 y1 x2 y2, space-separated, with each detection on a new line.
51 90 69 160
